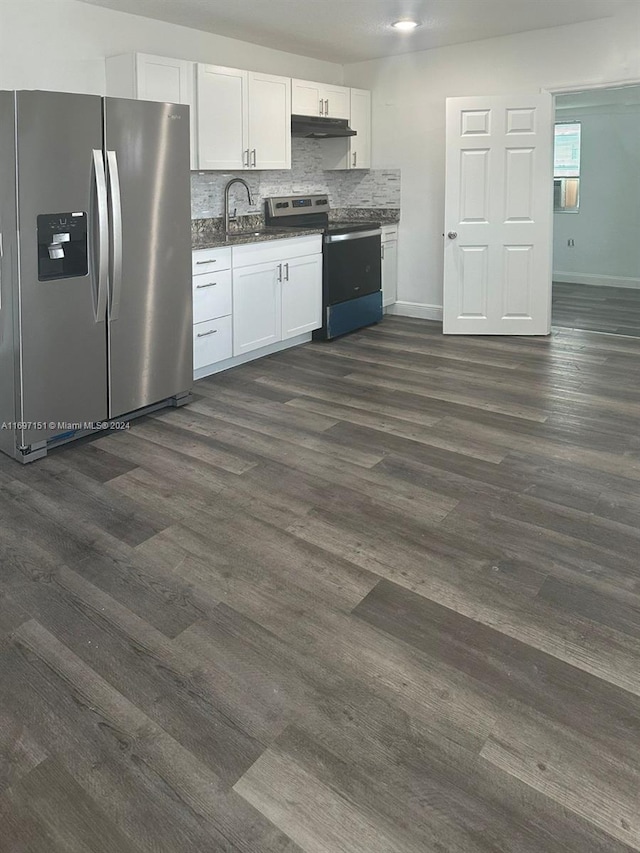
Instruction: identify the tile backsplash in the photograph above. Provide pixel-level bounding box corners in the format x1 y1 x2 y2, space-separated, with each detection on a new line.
191 138 400 219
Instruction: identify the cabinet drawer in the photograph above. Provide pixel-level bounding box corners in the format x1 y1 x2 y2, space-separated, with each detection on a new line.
381 225 398 241
192 246 232 275
193 269 232 323
193 316 232 369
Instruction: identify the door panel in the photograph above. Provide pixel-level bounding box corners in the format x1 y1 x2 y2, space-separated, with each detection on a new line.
16 91 108 448
291 79 322 116
233 262 281 355
323 85 350 120
249 72 291 170
105 98 192 417
282 254 322 338
443 94 553 335
197 64 248 170
349 88 371 169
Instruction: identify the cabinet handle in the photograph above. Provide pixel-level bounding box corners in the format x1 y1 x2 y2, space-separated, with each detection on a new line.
284 262 289 281
251 148 257 167
196 259 216 265
277 263 283 282
196 281 217 289
319 99 323 116
325 99 329 116
381 244 385 260
197 329 218 337
352 151 357 168
243 148 250 168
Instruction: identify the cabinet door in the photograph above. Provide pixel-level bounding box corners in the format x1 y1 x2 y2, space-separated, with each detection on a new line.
136 54 192 104
248 72 291 170
292 78 322 116
233 261 281 355
282 254 322 339
349 88 371 170
323 84 350 119
197 64 248 170
381 239 398 306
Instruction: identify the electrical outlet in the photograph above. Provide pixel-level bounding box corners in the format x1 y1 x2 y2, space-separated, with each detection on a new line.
567 238 575 247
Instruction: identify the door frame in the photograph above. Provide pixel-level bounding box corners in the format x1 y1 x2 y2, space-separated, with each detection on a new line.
542 75 640 328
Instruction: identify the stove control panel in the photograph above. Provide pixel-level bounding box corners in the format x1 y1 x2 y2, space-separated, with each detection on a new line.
265 194 330 219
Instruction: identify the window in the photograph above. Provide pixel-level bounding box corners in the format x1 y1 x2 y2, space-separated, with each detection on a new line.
554 122 581 212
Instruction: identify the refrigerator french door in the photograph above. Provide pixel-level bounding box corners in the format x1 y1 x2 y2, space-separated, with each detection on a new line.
0 90 192 463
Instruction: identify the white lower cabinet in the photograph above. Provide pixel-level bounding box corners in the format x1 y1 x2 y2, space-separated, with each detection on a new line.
233 262 282 355
194 316 232 368
381 225 399 307
282 254 322 339
193 236 322 375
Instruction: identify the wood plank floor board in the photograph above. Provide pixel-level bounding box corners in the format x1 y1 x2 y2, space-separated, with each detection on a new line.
169 399 387 470
6 620 304 853
0 757 144 853
3 559 265 787
2 315 640 851
353 580 640 766
553 282 640 337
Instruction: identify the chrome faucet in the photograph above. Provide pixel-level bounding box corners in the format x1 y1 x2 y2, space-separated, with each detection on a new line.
224 177 254 233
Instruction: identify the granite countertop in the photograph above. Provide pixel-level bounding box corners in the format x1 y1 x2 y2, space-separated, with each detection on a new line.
330 207 400 225
191 208 400 250
192 226 324 251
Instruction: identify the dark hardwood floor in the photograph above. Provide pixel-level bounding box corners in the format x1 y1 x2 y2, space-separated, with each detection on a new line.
1 316 640 852
553 280 640 336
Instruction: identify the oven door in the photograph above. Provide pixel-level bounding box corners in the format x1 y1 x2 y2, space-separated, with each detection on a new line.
324 230 382 305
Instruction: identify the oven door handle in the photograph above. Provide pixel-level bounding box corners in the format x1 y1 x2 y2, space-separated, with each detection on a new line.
324 229 382 244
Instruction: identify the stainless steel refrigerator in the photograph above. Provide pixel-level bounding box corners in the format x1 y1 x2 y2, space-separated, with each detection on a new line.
0 90 192 463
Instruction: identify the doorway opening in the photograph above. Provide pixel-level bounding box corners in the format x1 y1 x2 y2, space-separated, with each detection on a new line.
552 84 640 337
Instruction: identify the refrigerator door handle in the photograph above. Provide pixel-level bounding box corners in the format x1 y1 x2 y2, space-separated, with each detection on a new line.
92 150 109 322
106 149 124 321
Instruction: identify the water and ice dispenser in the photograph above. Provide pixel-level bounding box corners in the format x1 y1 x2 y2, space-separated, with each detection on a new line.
37 211 88 281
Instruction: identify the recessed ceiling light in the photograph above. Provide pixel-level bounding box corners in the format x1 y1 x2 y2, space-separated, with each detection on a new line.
392 20 420 31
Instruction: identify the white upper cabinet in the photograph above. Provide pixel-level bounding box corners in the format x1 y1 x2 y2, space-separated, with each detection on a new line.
322 88 372 171
136 54 193 103
248 72 291 170
323 84 351 119
349 88 371 170
292 79 350 119
106 53 196 168
196 64 248 171
196 65 290 170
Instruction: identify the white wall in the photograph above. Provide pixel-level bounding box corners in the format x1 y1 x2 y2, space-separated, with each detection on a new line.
344 7 640 315
0 0 343 94
553 105 640 288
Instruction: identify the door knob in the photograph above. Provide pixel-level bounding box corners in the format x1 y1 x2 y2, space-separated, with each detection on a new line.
447 231 458 239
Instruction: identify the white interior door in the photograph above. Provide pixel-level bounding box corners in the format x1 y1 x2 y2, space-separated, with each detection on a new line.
443 94 553 335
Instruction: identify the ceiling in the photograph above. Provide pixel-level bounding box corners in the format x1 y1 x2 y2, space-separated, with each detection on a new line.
77 0 635 64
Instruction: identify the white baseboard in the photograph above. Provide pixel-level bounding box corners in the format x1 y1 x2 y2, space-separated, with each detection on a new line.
386 301 443 321
553 272 640 290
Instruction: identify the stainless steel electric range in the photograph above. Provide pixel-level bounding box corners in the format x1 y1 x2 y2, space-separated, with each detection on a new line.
265 194 383 340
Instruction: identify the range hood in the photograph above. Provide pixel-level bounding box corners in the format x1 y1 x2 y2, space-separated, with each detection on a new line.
291 115 357 139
